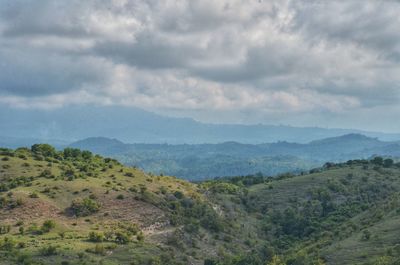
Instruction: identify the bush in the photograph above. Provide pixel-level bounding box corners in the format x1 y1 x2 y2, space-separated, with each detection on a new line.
0 225 11 234
137 232 144 242
39 169 53 178
29 192 39 198
89 231 105 242
0 237 15 251
114 231 130 244
40 245 57 256
174 191 184 199
15 253 32 264
69 198 100 217
41 220 56 233
92 244 106 255
362 230 371 241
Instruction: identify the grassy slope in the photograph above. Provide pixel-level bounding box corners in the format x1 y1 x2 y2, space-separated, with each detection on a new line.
1 146 400 265
0 148 209 265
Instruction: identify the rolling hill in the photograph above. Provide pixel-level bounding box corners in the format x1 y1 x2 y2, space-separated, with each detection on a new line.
1 145 400 264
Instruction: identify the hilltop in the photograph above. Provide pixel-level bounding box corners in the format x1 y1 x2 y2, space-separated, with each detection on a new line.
1 145 400 264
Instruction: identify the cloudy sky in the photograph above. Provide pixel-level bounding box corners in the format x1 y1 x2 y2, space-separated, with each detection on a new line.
1 0 400 132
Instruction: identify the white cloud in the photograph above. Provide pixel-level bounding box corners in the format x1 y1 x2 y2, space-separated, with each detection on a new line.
0 0 399 130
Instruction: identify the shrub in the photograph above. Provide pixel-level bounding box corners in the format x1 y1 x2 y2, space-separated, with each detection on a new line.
29 192 39 198
92 244 106 255
209 182 240 194
0 237 15 251
174 191 184 199
362 230 371 241
27 223 41 235
116 194 124 200
114 231 130 244
89 231 105 242
58 231 66 239
69 198 100 217
41 220 56 233
16 253 32 264
0 225 11 234
40 245 57 256
39 169 53 178
137 232 144 242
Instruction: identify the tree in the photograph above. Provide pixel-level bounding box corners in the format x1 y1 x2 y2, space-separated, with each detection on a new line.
81 150 93 160
31 144 56 157
372 157 384 165
63 148 82 159
383 158 394 168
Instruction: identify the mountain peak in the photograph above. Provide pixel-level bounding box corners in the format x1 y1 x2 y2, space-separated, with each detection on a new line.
72 137 125 145
310 133 379 145
69 137 127 155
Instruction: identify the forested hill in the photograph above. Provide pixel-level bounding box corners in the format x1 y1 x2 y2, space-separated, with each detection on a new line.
1 145 400 264
70 134 400 180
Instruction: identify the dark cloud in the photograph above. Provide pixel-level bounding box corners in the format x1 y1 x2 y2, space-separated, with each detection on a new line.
93 32 203 69
0 49 107 97
291 1 400 60
0 0 94 39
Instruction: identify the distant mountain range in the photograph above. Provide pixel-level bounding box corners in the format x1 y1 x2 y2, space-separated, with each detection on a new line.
1 105 400 145
69 134 400 180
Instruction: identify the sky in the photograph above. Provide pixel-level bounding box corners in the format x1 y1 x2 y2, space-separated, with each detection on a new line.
0 0 400 132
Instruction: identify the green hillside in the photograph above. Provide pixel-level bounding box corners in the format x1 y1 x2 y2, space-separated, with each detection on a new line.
1 145 400 265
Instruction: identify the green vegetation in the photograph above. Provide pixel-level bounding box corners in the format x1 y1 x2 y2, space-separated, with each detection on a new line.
69 197 101 217
1 144 400 264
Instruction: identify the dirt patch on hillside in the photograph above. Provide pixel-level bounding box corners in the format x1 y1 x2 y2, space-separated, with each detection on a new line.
96 196 167 228
0 195 63 224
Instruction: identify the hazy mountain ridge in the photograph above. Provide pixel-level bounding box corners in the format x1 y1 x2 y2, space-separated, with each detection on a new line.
69 133 400 180
1 105 400 145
